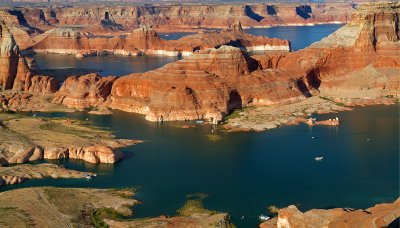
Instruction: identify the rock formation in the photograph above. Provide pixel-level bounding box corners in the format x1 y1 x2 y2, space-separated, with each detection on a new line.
260 198 400 228
0 20 20 90
0 3 353 37
255 1 400 97
106 2 399 122
53 73 117 109
28 22 290 57
0 114 140 165
0 20 58 93
109 45 302 121
0 163 92 187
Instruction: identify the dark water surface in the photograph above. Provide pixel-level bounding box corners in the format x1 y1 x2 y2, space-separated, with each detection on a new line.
31 53 180 76
2 105 399 227
159 32 195 40
246 24 344 51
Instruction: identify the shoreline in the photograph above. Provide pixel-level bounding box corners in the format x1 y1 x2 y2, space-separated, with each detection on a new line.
222 96 398 132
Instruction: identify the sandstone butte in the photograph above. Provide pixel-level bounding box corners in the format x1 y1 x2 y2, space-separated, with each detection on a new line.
0 2 353 43
260 198 400 228
26 22 290 57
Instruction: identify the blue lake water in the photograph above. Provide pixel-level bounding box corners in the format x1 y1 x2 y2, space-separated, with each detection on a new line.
159 32 195 40
30 53 180 76
2 104 399 227
245 24 344 51
9 24 399 227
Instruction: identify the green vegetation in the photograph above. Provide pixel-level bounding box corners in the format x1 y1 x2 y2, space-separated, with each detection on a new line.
177 193 218 217
225 106 257 121
39 120 104 139
105 188 136 199
206 134 222 142
91 208 125 228
319 96 346 107
0 207 35 227
267 205 280 215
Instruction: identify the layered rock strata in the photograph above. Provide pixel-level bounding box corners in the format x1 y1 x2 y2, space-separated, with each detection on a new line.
52 73 117 109
254 2 400 97
0 20 58 93
0 163 93 186
28 22 290 57
260 198 400 228
0 113 140 165
107 2 399 122
0 3 353 36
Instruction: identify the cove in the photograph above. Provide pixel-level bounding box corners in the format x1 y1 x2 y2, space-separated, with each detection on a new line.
2 104 398 227
246 24 344 51
30 53 181 76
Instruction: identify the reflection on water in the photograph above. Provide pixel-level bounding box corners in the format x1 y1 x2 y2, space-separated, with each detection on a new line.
246 24 344 51
30 53 180 76
159 32 195 40
2 104 398 227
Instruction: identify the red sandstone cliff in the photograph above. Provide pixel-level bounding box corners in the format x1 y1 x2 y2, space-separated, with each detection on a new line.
0 20 57 94
53 73 117 109
107 2 400 122
0 3 353 37
28 22 290 57
108 45 303 121
255 2 400 97
260 199 400 228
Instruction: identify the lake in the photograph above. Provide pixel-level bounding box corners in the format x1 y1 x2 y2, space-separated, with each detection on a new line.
29 24 343 77
30 53 180 76
2 104 398 227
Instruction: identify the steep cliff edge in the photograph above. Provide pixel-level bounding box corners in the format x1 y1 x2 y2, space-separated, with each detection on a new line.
0 20 58 93
226 2 399 131
28 22 290 57
108 45 303 122
0 3 353 37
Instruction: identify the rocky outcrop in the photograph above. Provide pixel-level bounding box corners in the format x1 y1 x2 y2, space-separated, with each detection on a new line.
53 73 117 109
0 20 20 90
260 199 400 228
44 146 123 164
29 23 290 57
0 20 58 93
255 2 400 97
109 45 303 121
0 163 92 187
0 114 141 165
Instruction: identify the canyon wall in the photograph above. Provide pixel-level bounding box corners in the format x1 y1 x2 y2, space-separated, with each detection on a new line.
0 20 57 93
107 2 399 121
0 2 353 36
28 22 290 57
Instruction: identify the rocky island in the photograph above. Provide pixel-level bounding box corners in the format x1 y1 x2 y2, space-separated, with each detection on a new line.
0 0 398 227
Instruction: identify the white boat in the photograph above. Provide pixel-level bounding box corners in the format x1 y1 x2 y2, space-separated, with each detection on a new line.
315 156 324 161
259 215 270 221
196 120 204 124
85 176 92 180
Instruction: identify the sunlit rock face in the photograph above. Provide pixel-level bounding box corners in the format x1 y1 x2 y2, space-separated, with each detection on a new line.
0 20 57 94
108 45 303 122
28 22 290 57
